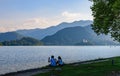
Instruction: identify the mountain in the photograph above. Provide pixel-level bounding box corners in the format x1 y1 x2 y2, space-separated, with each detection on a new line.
17 20 93 40
41 26 120 45
0 32 24 42
1 37 43 46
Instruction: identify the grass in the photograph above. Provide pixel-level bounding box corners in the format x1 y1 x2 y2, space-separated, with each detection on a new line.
34 57 120 76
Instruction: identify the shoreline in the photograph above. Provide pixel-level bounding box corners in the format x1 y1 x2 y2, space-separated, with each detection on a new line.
1 57 111 76
0 67 51 76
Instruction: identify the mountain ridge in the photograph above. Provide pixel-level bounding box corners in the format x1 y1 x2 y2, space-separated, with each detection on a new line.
41 25 119 45
0 32 24 42
16 20 93 40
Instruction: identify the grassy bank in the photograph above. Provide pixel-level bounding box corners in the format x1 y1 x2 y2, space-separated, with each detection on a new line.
34 57 120 76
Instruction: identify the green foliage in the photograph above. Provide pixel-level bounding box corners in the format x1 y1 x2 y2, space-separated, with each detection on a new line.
0 42 2 46
2 37 43 46
90 0 120 42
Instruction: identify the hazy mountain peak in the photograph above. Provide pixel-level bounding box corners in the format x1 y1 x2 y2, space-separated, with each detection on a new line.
16 20 93 40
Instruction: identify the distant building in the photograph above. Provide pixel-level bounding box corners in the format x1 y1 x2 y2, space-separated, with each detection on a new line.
83 39 88 43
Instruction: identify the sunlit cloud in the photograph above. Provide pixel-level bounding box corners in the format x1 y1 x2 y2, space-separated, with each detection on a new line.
0 11 93 32
62 11 81 20
61 11 93 21
0 18 61 32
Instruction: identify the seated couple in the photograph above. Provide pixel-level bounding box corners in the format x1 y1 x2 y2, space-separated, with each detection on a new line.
48 55 64 66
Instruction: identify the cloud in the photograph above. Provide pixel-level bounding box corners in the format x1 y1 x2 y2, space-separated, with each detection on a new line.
0 11 93 32
62 11 81 20
22 18 61 28
0 18 61 32
61 11 93 22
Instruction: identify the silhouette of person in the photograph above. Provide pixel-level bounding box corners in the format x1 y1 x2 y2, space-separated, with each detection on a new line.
49 55 57 66
48 57 50 63
57 56 63 66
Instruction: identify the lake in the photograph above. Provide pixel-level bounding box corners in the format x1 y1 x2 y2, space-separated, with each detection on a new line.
0 46 120 75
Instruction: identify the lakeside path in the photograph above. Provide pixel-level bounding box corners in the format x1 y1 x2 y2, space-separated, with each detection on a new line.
1 57 120 76
1 68 51 76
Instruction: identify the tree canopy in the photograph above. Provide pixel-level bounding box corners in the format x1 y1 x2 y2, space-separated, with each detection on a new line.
1 37 43 46
0 43 2 46
90 0 120 42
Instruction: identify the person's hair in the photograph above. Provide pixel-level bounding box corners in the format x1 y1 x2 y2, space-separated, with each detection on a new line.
51 55 54 58
58 56 61 59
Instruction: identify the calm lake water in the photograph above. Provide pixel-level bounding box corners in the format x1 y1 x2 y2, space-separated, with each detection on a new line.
0 46 120 75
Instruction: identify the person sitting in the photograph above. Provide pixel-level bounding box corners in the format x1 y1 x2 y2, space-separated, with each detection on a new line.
57 56 63 66
48 57 50 63
49 55 57 66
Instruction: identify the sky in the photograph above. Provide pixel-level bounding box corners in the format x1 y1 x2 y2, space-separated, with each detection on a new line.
0 0 93 32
